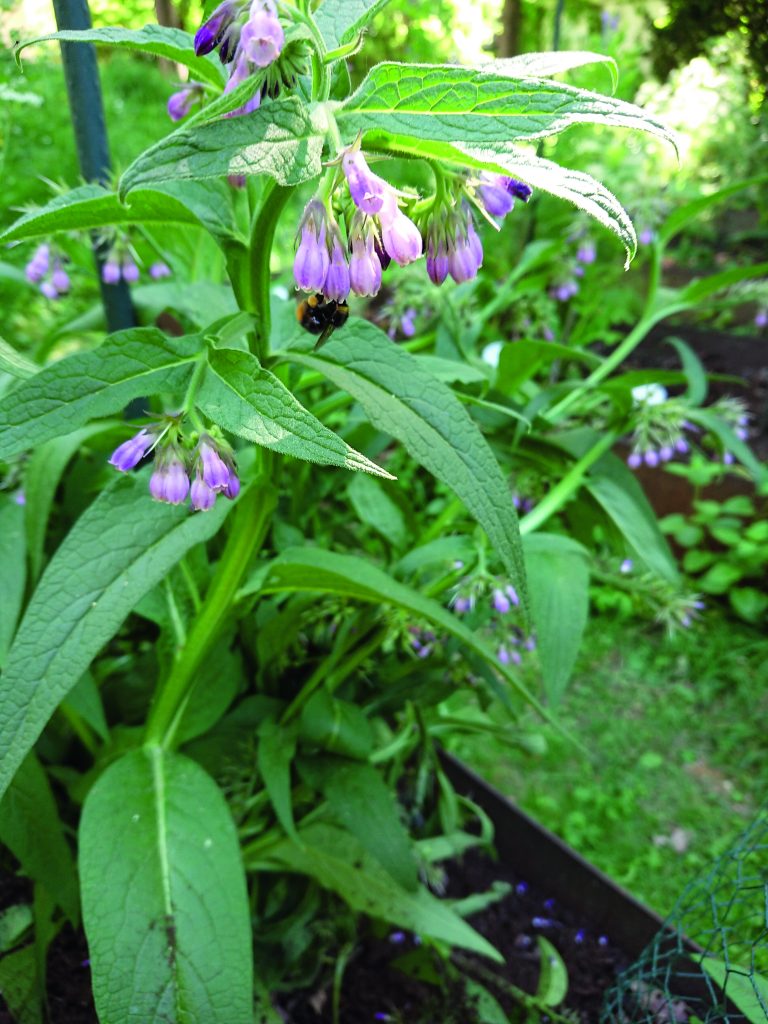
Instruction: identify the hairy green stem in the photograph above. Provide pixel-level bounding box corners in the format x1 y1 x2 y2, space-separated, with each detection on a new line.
249 182 294 359
144 475 276 749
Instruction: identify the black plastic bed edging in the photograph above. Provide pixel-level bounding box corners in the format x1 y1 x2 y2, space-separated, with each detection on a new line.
439 752 745 1018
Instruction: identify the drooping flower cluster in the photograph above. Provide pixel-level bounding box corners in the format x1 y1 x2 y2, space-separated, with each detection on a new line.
25 244 70 300
549 233 597 302
451 575 536 668
109 425 239 511
292 147 534 304
193 0 287 119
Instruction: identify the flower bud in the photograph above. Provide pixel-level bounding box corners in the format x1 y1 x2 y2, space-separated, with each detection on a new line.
109 429 155 472
198 437 231 491
51 265 70 294
40 279 59 300
349 234 382 297
150 261 172 280
102 259 121 285
190 474 218 511
323 235 351 303
149 450 190 505
293 200 330 293
121 257 140 283
380 209 422 267
342 149 391 216
194 0 237 56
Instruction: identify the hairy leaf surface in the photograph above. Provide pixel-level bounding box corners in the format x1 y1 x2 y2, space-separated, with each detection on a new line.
80 748 252 1023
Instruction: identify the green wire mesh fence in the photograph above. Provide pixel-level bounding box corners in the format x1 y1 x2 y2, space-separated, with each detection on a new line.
602 808 768 1024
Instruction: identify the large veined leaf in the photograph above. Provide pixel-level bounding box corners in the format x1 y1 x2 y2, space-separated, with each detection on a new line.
253 822 501 961
313 0 393 51
281 320 527 599
0 475 233 802
80 748 252 1024
197 347 394 478
523 534 589 706
0 180 240 247
246 546 550 719
339 63 677 152
354 135 638 264
0 328 202 460
120 95 325 195
16 26 224 86
0 753 79 922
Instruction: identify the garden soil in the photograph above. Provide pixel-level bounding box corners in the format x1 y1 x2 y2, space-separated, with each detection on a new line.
0 846 629 1024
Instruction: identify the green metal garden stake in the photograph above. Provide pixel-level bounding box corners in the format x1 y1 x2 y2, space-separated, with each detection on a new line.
51 0 136 333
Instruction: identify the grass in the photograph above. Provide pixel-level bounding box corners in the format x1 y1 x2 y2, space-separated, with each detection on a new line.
448 613 768 918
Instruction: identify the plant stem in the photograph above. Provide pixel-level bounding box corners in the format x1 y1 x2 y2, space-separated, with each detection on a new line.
144 475 276 749
249 182 294 359
518 431 617 534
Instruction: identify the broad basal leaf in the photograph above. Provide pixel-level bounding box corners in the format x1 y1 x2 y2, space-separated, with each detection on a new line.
0 180 240 247
254 822 501 961
197 346 394 478
80 748 252 1024
339 63 677 152
0 328 202 460
281 319 527 599
16 26 224 86
0 475 233 802
120 95 325 195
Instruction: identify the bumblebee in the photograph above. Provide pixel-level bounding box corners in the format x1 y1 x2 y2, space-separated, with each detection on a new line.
296 293 349 348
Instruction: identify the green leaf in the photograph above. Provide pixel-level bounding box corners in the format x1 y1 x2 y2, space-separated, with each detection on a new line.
16 26 224 86
536 936 569 1006
0 474 233 803
730 587 768 624
0 944 41 1024
79 748 253 1024
298 754 418 890
347 472 407 548
666 337 708 406
24 424 116 583
313 0 393 51
339 63 677 152
0 328 202 461
464 980 511 1024
197 347 393 478
487 50 618 89
678 261 768 307
249 546 550 719
0 181 240 247
523 533 589 706
0 336 37 380
299 690 374 760
687 408 768 485
120 95 324 195
281 319 527 601
659 175 768 244
700 958 768 1024
698 562 743 594
257 719 299 841
363 131 638 264
0 495 26 669
256 822 501 961
0 753 79 923
497 339 600 393
62 672 109 743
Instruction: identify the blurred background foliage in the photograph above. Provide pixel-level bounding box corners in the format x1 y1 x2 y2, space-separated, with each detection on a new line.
1 0 766 917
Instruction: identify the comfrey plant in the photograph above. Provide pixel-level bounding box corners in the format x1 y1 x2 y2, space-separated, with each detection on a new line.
0 5 685 1021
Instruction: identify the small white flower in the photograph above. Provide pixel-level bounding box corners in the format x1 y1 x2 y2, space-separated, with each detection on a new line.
631 383 668 406
481 341 504 368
